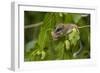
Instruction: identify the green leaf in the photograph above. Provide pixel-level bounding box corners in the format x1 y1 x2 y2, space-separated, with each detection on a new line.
36 50 41 55
68 28 80 46
54 42 64 59
41 51 46 59
72 14 82 24
65 40 70 50
63 13 73 23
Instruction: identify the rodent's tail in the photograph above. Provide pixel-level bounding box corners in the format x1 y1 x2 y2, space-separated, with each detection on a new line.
78 25 90 29
73 41 83 58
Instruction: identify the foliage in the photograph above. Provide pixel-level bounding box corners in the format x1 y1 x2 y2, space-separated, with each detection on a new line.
68 28 80 46
24 12 90 61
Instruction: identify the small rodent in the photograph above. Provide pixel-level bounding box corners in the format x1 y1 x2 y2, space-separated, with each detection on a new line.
51 23 89 40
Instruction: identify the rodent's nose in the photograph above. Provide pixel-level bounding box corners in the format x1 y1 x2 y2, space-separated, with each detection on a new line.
51 32 59 40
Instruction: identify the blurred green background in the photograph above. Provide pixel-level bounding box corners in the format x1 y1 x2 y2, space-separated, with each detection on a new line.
24 11 90 61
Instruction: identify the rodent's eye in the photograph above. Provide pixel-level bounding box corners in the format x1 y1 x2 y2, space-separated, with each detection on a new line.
55 28 63 32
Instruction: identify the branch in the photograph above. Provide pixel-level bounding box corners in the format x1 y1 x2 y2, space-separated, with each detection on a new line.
78 25 90 29
24 22 43 29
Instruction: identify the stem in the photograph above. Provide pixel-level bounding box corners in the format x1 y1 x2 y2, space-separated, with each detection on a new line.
78 25 90 29
24 22 43 29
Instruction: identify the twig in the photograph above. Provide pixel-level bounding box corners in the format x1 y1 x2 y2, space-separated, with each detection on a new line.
24 22 43 29
78 25 90 28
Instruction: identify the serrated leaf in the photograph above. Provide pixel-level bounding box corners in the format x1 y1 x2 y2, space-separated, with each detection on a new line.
64 13 73 23
68 28 80 46
36 50 41 55
59 13 63 17
41 51 46 59
72 14 82 24
65 40 70 50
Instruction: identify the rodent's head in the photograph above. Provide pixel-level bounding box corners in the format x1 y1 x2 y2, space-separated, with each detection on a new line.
51 24 65 40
